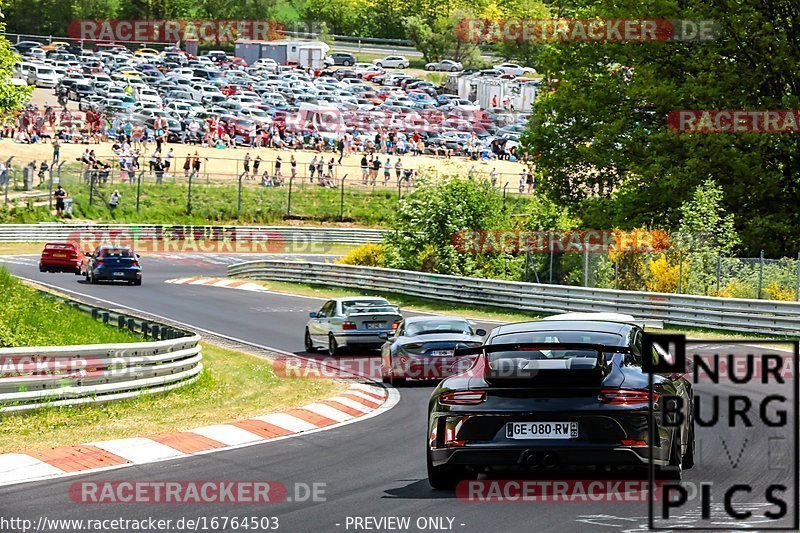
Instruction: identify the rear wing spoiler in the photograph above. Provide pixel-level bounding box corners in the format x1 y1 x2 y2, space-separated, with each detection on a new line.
344 305 401 316
454 342 632 357
455 342 629 383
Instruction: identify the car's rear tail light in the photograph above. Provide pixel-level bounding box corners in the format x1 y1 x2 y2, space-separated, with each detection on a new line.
620 439 648 447
341 321 357 330
392 320 401 330
95 257 104 265
440 391 486 405
599 389 659 405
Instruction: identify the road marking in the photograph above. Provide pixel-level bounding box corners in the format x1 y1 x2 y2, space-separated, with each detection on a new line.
189 425 264 446
88 438 185 464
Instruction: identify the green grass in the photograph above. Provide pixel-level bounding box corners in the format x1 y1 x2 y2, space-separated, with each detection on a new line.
0 268 142 347
0 343 346 452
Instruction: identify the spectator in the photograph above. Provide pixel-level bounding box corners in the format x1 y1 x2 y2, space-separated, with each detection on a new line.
54 185 67 217
360 154 368 184
52 137 60 164
383 158 391 185
291 155 297 181
165 148 174 180
153 157 165 184
38 161 49 184
274 155 282 181
243 152 252 179
109 190 121 211
309 155 317 182
395 158 403 181
253 155 261 177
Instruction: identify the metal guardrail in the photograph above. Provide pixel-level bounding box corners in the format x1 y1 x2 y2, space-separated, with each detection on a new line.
228 260 800 337
0 295 202 413
0 224 385 245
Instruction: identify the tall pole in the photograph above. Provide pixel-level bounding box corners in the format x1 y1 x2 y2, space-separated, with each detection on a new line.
187 171 194 215
238 172 243 218
286 173 294 216
339 174 348 220
136 170 142 212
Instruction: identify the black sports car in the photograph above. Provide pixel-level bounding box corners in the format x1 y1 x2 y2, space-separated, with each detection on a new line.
379 316 486 386
426 316 695 489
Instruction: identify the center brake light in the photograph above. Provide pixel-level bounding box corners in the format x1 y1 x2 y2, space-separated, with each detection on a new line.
599 389 659 405
440 391 487 405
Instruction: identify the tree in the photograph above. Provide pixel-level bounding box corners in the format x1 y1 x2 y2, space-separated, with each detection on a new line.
0 1 31 111
522 0 800 257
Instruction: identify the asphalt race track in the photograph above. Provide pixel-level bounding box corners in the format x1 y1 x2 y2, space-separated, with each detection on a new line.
0 253 796 533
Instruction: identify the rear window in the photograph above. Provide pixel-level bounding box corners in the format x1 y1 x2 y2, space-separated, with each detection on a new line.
341 299 391 313
406 319 470 336
491 331 622 346
45 244 73 251
101 248 134 257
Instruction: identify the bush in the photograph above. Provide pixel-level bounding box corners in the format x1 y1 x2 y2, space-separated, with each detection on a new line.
335 243 386 267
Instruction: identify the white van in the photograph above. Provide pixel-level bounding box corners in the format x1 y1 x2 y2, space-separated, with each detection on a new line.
27 64 59 88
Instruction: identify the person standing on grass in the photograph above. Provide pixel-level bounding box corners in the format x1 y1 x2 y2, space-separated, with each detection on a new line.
54 185 67 218
337 136 345 164
327 157 335 182
243 152 251 179
52 137 60 164
192 152 202 176
109 190 121 212
309 155 317 182
316 156 323 182
490 167 498 187
291 155 297 181
253 155 261 178
526 169 535 193
154 157 165 184
183 154 191 178
395 158 402 182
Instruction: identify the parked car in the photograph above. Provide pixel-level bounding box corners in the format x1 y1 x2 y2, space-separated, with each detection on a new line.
325 52 357 66
425 59 463 72
372 56 410 69
495 63 537 76
305 297 403 355
83 245 142 285
39 242 85 274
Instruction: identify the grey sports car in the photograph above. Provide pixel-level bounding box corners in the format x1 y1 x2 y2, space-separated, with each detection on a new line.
380 316 486 385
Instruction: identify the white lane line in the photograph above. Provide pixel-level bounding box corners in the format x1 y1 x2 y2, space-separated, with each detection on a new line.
0 455 65 485
89 438 185 463
189 425 264 446
253 413 318 433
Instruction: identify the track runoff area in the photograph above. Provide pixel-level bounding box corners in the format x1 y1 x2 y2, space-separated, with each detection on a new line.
0 250 797 533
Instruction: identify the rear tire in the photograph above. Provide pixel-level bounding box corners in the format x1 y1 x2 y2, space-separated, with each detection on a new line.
328 334 340 356
658 433 683 480
305 329 317 352
89 271 98 284
427 448 463 490
343 60 352 66
133 279 142 286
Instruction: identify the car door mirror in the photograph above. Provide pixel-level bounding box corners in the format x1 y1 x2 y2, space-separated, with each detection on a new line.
475 328 487 337
309 311 318 318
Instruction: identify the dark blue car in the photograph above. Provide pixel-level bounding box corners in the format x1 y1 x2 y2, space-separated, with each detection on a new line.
83 245 142 285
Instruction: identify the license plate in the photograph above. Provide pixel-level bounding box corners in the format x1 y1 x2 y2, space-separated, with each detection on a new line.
506 422 578 440
53 253 66 258
429 350 454 357
113 271 125 276
363 322 386 330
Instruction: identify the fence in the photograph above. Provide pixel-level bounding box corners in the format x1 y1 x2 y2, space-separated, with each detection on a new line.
0 294 202 413
228 260 800 337
0 223 385 245
524 248 800 302
2 158 528 223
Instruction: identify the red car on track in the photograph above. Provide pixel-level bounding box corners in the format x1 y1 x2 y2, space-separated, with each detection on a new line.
39 242 85 274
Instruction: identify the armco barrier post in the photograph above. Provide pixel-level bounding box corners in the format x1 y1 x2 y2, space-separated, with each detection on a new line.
795 252 799 301
757 250 764 299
